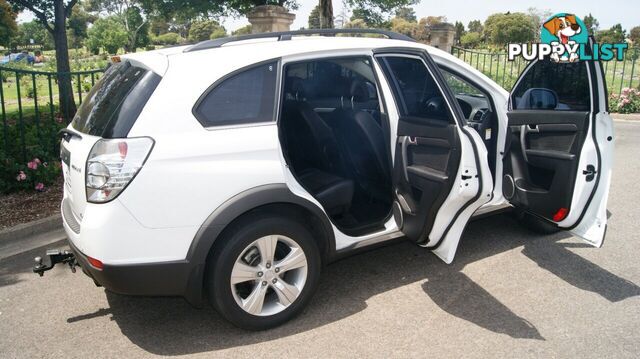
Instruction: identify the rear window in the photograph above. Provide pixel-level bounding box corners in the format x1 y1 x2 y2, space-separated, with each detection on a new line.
71 61 161 137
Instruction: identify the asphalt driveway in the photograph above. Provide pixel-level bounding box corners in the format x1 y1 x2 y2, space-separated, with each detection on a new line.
0 120 638 358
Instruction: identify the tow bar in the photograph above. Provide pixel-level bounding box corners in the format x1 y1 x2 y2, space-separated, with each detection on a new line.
33 249 78 276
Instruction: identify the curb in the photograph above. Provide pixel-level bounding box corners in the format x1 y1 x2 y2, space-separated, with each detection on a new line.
612 114 640 121
0 214 62 243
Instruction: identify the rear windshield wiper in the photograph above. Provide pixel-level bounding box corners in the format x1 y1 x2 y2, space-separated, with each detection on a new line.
58 128 83 142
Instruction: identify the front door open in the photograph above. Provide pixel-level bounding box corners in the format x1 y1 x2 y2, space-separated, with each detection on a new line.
503 54 614 247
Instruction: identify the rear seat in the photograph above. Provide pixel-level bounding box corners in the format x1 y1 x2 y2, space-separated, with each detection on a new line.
280 96 354 216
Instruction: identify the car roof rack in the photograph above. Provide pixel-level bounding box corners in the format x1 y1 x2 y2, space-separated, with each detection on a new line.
183 29 415 53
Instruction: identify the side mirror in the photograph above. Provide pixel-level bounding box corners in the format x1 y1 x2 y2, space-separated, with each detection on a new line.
521 88 558 109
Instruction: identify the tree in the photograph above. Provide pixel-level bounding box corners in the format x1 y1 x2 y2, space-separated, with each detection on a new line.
308 4 321 29
8 0 80 118
86 16 127 54
351 6 385 27
319 0 333 28
342 0 418 29
467 19 482 34
85 0 152 53
454 21 465 44
390 17 418 37
460 32 481 48
422 15 446 27
188 20 225 42
67 5 96 49
583 13 599 35
526 7 551 33
222 0 298 15
0 0 17 47
630 26 640 47
596 24 626 44
149 16 169 36
395 6 415 22
484 12 537 46
16 20 54 49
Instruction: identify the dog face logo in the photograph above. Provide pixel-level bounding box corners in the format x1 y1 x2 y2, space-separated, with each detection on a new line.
543 14 582 44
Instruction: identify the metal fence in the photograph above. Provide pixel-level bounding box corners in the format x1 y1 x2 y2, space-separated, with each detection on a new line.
0 66 105 163
451 46 640 95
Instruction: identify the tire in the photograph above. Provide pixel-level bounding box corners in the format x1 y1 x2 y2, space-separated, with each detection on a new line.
513 210 561 235
206 213 322 330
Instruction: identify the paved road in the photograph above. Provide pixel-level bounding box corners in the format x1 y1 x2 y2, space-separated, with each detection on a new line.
1 120 639 358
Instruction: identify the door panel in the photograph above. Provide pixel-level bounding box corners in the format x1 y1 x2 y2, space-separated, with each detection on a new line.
503 110 589 220
375 50 491 263
505 52 613 246
393 119 460 241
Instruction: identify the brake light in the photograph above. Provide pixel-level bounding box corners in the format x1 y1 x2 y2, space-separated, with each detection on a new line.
86 137 154 203
552 207 569 222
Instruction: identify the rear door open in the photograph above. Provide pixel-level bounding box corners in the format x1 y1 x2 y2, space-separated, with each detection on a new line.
375 49 492 263
503 55 614 246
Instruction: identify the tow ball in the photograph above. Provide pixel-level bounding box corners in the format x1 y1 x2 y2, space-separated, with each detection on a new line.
33 249 78 277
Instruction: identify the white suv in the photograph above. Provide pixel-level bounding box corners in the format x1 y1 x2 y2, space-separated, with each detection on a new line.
55 30 613 330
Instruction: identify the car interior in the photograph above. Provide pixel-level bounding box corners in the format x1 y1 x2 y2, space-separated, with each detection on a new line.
503 59 592 221
279 57 393 236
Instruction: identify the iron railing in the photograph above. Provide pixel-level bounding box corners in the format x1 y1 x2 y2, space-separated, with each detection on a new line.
451 46 640 94
0 66 105 163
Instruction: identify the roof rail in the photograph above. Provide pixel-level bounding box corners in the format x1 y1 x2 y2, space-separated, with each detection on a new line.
183 29 415 53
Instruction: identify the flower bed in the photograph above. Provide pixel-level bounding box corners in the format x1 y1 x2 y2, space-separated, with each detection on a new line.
610 88 640 114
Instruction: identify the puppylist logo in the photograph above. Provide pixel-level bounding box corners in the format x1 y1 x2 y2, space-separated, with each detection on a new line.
508 13 627 62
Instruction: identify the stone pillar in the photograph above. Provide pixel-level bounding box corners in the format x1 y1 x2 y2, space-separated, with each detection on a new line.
427 23 456 53
247 5 296 34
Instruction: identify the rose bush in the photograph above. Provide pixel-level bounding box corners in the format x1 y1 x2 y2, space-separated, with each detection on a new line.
609 87 640 114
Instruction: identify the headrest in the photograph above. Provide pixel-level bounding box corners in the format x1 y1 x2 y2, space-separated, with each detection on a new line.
349 80 375 103
285 76 307 100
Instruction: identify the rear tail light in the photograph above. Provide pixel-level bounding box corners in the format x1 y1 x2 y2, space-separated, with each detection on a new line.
86 137 154 203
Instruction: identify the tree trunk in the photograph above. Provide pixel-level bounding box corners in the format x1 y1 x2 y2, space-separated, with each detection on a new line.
53 0 77 121
319 0 334 29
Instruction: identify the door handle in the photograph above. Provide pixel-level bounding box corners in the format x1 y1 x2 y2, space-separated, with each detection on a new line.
400 136 417 182
519 125 538 162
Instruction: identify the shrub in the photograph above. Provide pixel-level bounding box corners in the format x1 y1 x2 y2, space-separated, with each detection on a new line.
189 20 225 42
210 28 227 40
460 32 482 48
0 108 64 193
232 25 252 36
154 32 181 45
609 88 640 113
86 17 128 54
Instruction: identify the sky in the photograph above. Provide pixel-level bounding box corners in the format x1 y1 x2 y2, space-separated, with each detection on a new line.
17 0 640 33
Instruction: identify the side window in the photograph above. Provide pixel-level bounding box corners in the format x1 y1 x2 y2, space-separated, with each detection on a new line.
194 61 278 127
511 60 590 111
378 56 453 122
439 68 491 119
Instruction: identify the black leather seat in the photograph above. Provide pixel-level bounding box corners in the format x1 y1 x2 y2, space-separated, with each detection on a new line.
325 81 391 202
280 98 354 216
298 168 354 215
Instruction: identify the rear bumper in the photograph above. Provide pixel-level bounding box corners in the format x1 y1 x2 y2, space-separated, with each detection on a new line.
68 239 204 305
